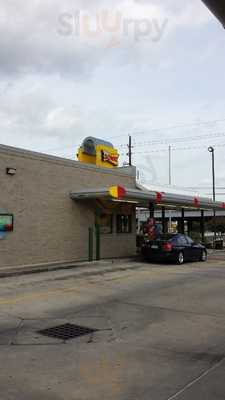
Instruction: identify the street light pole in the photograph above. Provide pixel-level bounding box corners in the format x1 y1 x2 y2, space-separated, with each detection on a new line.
208 146 216 248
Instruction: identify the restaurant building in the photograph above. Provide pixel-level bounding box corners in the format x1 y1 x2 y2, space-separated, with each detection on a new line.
0 138 224 271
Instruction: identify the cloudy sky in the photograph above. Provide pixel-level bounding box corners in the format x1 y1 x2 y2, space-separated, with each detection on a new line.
0 0 225 198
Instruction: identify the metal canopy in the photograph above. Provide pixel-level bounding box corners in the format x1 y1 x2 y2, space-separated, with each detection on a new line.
70 186 225 211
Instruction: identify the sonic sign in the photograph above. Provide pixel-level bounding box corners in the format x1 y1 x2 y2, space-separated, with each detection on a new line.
101 150 118 167
78 137 119 169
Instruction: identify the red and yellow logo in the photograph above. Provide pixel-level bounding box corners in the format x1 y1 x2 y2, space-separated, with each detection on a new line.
109 186 126 199
101 150 119 166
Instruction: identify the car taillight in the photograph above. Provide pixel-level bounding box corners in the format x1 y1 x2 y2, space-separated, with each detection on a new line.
163 243 173 252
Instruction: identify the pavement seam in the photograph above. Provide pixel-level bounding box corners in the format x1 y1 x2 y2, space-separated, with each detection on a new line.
115 300 225 319
166 356 225 400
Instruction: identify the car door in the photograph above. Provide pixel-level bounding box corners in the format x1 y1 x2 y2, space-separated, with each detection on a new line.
185 236 201 261
173 235 190 261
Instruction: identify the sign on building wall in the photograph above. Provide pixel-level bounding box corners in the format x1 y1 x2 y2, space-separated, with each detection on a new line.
0 214 14 232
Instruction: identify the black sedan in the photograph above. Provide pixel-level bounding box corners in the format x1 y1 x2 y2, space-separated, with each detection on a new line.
141 234 207 264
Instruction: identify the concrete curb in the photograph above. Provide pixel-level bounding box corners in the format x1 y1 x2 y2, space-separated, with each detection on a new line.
1 252 223 280
0 257 140 279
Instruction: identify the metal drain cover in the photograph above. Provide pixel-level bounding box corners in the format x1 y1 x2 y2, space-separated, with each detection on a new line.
37 323 97 341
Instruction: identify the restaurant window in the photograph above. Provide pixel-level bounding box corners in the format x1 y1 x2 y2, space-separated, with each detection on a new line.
99 214 113 234
116 215 132 234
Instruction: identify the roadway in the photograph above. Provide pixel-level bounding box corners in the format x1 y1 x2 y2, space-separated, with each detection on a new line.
0 257 225 399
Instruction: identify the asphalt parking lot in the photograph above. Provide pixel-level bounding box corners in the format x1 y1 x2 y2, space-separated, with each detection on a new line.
0 255 225 400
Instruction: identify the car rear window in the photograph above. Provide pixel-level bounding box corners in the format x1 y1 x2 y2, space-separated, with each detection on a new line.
174 236 188 245
156 234 176 242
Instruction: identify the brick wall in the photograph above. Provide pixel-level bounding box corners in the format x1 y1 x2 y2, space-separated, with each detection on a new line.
0 145 136 269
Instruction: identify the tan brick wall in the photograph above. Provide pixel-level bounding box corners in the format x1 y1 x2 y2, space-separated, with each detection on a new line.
0 146 136 269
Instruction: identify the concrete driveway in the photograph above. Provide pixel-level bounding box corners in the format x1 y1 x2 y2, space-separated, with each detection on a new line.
0 257 225 399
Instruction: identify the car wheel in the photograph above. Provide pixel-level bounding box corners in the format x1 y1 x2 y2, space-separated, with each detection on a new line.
177 251 184 265
200 250 207 262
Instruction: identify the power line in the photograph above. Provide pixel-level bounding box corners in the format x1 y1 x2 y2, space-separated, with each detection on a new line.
133 131 225 147
107 118 225 140
117 131 225 149
120 142 225 156
43 123 225 154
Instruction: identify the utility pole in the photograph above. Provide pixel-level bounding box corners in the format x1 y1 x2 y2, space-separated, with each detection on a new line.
127 135 133 166
208 146 216 248
169 145 172 186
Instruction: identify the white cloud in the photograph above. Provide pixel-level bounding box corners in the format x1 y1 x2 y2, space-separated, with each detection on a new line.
45 107 81 132
0 0 206 77
0 0 224 198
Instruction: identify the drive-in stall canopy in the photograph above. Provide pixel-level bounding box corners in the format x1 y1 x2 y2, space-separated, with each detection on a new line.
71 185 225 249
70 185 225 211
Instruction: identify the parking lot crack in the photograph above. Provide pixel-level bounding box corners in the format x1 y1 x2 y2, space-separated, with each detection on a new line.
166 356 225 400
10 319 23 345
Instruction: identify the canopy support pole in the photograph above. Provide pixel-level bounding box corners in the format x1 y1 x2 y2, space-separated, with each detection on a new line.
200 210 205 244
149 202 155 219
162 207 167 234
181 208 185 234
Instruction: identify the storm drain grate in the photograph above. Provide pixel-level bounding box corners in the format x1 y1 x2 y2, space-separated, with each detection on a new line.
37 323 97 341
